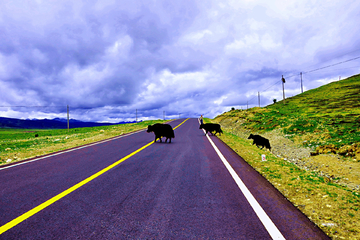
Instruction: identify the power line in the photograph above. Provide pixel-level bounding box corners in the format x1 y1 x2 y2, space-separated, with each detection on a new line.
303 56 360 74
306 65 360 72
284 73 300 79
246 55 360 107
262 80 282 92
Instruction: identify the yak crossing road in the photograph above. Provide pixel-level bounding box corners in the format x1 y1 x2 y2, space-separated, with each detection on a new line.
147 123 175 143
199 123 223 136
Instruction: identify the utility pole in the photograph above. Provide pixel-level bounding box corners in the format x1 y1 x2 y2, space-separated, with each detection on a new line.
258 92 260 107
300 72 303 93
136 109 138 123
163 111 165 120
282 75 286 104
67 105 69 131
247 101 248 110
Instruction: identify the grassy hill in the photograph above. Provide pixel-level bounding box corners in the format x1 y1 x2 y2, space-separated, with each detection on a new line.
212 73 360 239
217 73 360 156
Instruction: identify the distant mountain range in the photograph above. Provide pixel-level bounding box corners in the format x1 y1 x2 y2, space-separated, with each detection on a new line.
0 117 137 129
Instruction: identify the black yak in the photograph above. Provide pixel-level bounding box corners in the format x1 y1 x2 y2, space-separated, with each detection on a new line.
199 123 223 136
147 123 175 143
248 134 271 151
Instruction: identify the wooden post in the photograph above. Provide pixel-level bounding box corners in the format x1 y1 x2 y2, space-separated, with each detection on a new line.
300 72 303 93
282 75 286 104
67 105 69 131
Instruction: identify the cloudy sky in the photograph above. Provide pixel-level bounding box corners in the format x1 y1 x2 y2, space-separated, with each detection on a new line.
1 0 360 122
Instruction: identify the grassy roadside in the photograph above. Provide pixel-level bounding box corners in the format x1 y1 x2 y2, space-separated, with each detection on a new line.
209 74 360 239
0 120 166 165
216 131 359 240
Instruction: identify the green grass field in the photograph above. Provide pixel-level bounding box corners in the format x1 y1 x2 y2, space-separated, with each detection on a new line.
0 120 166 165
213 74 360 239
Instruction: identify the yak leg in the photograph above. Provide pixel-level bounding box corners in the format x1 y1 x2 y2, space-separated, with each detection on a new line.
155 135 162 143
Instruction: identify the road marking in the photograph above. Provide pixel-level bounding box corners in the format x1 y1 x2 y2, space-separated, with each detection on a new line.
202 128 285 239
173 118 188 130
0 119 189 235
0 119 185 171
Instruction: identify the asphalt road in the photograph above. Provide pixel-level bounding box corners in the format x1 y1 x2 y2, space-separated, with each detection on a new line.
0 118 329 239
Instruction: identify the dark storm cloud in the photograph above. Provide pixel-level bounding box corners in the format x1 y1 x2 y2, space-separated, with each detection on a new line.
1 0 360 122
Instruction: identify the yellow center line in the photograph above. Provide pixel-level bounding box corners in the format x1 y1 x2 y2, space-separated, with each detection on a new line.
173 118 188 130
0 118 189 235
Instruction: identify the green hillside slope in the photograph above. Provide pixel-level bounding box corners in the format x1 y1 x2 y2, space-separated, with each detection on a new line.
217 73 360 156
213 73 360 239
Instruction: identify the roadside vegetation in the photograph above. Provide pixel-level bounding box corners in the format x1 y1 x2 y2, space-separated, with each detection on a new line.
1 75 359 239
0 120 166 165
212 74 360 239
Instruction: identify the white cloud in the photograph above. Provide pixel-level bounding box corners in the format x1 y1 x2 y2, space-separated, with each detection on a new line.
105 35 133 61
182 29 213 44
0 0 360 121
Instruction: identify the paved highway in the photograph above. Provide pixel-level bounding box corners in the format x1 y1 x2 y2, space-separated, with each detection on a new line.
0 118 329 239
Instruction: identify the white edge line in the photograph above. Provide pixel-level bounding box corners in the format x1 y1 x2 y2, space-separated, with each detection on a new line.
200 120 285 240
0 129 146 171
